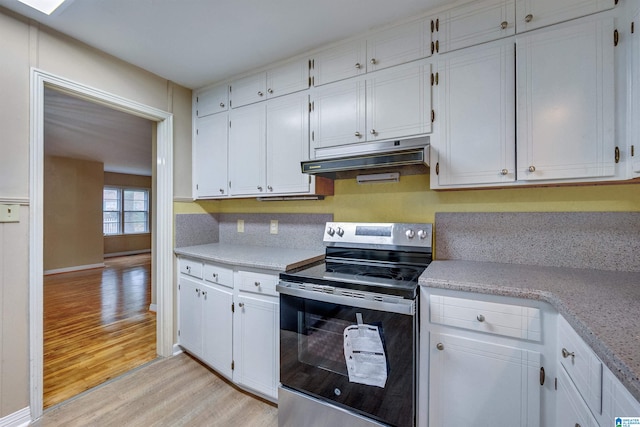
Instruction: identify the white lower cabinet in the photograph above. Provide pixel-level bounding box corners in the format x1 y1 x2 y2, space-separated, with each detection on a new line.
556 366 600 427
178 258 280 402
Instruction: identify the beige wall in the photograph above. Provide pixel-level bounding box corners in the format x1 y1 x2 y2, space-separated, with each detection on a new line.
103 172 152 257
0 7 192 418
44 156 104 272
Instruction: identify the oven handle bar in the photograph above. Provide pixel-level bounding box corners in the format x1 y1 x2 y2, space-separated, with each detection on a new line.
277 281 415 316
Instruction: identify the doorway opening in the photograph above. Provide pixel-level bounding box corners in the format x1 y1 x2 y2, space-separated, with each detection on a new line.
30 69 175 420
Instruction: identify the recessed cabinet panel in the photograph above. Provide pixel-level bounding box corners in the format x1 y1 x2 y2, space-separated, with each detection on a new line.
439 0 515 53
178 277 203 355
267 59 309 98
556 366 600 427
231 73 267 108
201 283 233 379
366 62 432 141
516 16 615 181
195 84 229 117
367 17 431 71
312 39 367 86
194 113 229 198
228 103 267 195
311 78 366 150
515 0 614 33
433 38 516 187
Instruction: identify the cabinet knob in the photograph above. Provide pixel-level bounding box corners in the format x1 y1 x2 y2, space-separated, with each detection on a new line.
186 266 191 272
370 58 377 65
219 188 224 194
528 165 536 172
212 273 218 280
202 291 207 298
239 302 244 308
370 129 378 136
525 14 533 22
500 169 509 175
500 21 508 30
436 343 445 351
257 91 264 96
219 102 225 108
355 132 362 138
355 62 362 69
254 281 261 287
477 314 485 322
267 185 273 191
268 88 273 94
257 185 263 191
562 347 576 362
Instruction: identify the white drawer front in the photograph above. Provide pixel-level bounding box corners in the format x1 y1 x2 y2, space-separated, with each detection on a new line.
558 315 603 415
203 263 233 288
236 271 279 297
179 258 203 279
430 295 542 341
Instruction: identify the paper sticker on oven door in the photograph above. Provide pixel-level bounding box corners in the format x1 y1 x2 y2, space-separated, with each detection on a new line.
343 313 388 388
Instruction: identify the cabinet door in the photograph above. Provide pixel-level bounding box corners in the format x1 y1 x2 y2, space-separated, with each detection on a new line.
311 77 366 151
367 17 431 71
266 59 309 99
515 0 613 33
195 84 229 117
228 103 266 195
439 0 515 53
266 93 310 195
366 61 432 141
233 292 279 400
556 367 599 427
193 113 228 198
312 39 367 86
178 276 203 356
516 16 615 181
433 38 515 187
200 283 234 379
629 6 640 179
231 73 267 108
429 332 541 426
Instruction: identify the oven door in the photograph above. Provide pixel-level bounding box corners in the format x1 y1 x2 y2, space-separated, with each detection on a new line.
278 282 416 427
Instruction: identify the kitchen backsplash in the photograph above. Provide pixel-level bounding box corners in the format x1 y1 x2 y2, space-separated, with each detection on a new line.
435 212 640 272
175 213 332 251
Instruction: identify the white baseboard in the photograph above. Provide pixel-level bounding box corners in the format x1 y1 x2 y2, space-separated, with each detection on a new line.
104 249 152 258
149 303 157 312
44 263 105 275
173 343 183 356
0 407 30 427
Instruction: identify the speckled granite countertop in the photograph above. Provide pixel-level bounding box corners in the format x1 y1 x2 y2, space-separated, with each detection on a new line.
174 243 324 272
420 260 640 402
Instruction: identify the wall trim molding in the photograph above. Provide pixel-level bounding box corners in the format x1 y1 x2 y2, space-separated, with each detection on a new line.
0 407 30 427
29 68 175 420
0 197 29 205
44 263 105 276
104 249 152 258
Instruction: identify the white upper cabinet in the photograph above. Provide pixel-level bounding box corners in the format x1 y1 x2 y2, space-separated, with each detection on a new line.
231 58 309 108
311 39 367 86
228 102 267 195
431 38 516 188
193 112 229 198
195 84 229 117
367 16 432 71
311 60 432 155
628 5 640 179
438 0 516 53
515 0 614 33
516 15 615 182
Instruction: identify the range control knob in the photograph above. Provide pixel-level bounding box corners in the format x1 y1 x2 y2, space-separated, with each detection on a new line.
406 229 415 239
417 229 428 240
327 227 335 236
336 227 344 237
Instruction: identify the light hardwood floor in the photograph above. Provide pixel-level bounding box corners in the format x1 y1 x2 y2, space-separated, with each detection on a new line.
32 352 278 426
43 254 157 408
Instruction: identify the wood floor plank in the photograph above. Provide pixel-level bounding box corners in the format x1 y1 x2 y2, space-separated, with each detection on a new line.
43 254 157 408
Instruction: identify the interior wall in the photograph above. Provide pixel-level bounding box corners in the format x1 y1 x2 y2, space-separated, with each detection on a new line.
103 172 153 257
0 6 192 419
44 156 104 272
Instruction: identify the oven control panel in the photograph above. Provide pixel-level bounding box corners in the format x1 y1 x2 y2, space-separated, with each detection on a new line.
324 222 432 248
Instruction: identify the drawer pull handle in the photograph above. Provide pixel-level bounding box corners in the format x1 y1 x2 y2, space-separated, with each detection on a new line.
254 281 261 287
436 342 444 351
477 314 485 322
562 348 575 362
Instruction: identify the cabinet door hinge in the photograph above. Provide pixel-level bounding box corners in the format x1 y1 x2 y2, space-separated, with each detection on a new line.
614 29 619 46
632 21 635 34
196 184 199 190
229 120 231 128
309 175 312 184
312 130 315 141
231 360 235 370
229 100 232 108
540 366 545 386
431 109 436 123
615 146 620 163
554 377 558 390
196 129 199 135
231 302 235 312
229 85 232 93
632 145 635 156
431 72 439 86
178 284 181 290
178 329 180 336
196 96 199 103
435 162 440 175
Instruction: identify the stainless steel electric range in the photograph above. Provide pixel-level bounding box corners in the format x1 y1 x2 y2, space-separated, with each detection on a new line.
277 222 433 427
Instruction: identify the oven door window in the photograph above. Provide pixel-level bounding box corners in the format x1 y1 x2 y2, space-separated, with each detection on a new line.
280 293 415 427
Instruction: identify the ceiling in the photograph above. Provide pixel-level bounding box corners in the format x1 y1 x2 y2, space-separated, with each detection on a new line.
3 0 451 176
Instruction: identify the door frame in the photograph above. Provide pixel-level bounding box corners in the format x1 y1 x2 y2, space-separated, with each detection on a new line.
29 69 175 419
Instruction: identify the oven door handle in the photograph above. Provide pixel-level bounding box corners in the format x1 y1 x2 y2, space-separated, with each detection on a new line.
277 282 415 316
